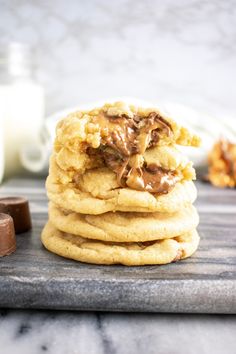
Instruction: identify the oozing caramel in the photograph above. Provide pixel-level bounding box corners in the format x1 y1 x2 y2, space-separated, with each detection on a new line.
87 111 180 194
91 111 172 156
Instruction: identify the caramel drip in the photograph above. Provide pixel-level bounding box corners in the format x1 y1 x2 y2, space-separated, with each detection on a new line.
126 163 180 194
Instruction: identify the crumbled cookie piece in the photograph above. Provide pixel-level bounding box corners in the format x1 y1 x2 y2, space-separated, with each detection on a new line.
208 139 236 188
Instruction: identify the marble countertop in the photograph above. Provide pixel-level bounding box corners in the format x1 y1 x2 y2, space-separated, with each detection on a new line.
1 310 236 354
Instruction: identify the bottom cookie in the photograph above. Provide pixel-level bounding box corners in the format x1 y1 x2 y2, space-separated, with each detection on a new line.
41 222 200 266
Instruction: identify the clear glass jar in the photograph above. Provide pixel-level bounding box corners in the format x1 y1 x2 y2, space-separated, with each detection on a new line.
0 42 45 181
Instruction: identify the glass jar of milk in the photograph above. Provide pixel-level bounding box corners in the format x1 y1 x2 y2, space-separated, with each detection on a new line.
0 42 44 181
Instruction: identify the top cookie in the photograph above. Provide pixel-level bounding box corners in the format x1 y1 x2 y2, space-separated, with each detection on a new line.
54 101 200 196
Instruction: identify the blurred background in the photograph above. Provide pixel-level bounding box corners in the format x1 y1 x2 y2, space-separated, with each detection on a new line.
0 0 236 181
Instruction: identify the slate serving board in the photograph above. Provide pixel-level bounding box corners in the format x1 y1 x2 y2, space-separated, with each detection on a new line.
0 178 236 313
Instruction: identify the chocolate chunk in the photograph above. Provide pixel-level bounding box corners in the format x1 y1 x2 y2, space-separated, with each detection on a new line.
0 197 32 234
0 213 16 257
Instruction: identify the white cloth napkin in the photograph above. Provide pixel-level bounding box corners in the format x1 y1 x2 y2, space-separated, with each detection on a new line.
20 98 236 175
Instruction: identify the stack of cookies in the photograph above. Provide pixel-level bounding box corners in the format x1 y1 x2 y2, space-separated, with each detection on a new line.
42 102 200 266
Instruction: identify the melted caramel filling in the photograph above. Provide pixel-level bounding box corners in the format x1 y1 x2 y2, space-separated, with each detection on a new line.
87 111 180 194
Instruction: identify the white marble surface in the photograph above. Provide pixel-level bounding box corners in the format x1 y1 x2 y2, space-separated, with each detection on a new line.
1 0 236 118
1 310 236 354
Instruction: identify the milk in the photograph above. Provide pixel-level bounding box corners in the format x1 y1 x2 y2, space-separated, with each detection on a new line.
0 43 45 182
0 80 44 179
0 81 44 177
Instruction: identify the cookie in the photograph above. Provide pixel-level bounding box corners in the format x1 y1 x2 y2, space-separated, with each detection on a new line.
47 174 197 214
53 144 196 186
75 165 195 200
47 145 196 214
56 101 200 153
49 203 199 242
41 222 200 266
